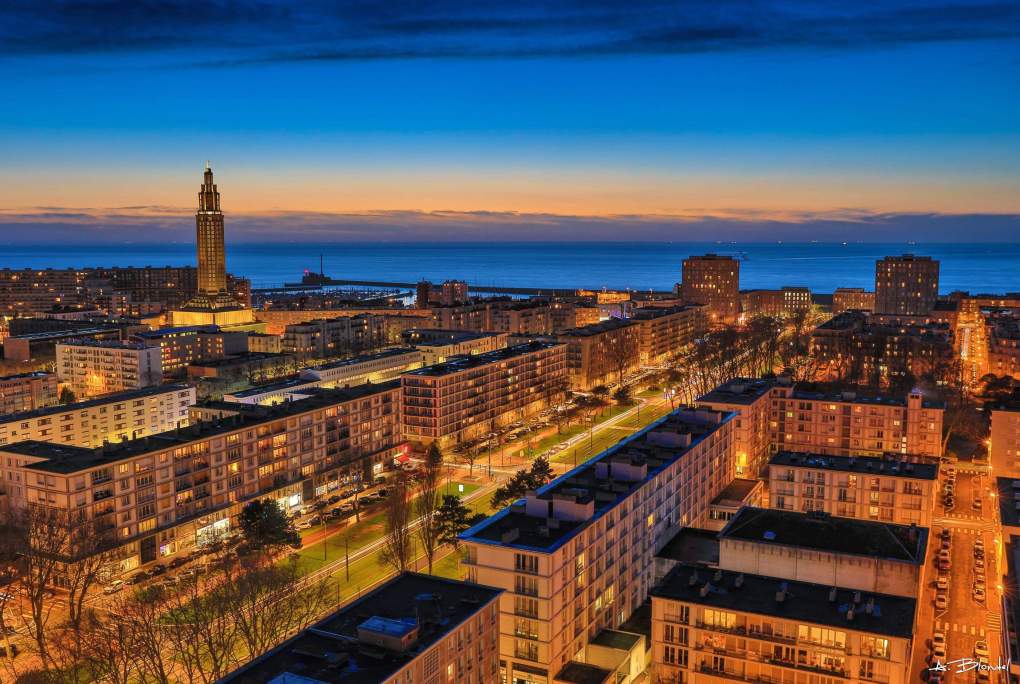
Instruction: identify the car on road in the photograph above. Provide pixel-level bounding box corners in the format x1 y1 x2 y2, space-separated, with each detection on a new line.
340 502 354 513
973 498 983 510
938 549 950 563
975 641 990 659
946 465 957 477
312 500 328 511
974 585 987 602
936 575 949 591
932 631 947 660
940 528 951 540
296 519 313 530
103 580 124 595
935 593 949 610
943 496 955 509
975 557 985 570
940 538 950 551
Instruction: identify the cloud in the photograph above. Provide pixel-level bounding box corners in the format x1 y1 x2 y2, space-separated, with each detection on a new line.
1 206 1017 243
2 1 1019 65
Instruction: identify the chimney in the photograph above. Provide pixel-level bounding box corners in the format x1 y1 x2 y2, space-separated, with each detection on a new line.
734 574 744 589
700 583 712 598
853 591 862 605
846 607 855 622
865 597 875 615
689 571 700 587
713 570 723 582
828 587 837 603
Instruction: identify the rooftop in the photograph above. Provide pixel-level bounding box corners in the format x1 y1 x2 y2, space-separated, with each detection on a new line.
188 351 289 368
4 382 399 472
0 384 192 423
11 328 122 343
787 382 944 409
712 478 761 507
405 341 562 377
305 347 421 372
554 662 612 684
220 573 502 684
0 371 52 382
996 477 1020 529
401 329 502 346
651 564 917 639
54 337 153 350
629 305 701 320
655 527 720 565
769 451 938 480
697 377 780 405
720 507 927 564
133 325 221 338
461 408 733 552
557 318 639 338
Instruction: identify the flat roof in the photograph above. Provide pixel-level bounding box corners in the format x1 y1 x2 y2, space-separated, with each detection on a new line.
5 382 399 472
769 451 938 480
461 408 733 552
220 573 502 684
306 347 420 372
402 329 502 346
0 384 192 423
405 341 561 377
0 371 52 381
651 564 917 640
788 383 944 409
996 477 1020 529
188 352 288 368
557 318 639 337
697 377 779 405
555 662 612 684
589 629 642 651
720 507 927 564
712 478 760 506
629 305 701 320
134 325 220 338
10 328 122 343
655 527 720 565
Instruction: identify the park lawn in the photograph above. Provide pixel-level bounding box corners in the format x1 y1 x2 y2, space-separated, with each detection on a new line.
293 481 487 576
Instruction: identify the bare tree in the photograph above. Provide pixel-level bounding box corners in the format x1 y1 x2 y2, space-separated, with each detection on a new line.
65 520 118 635
379 471 413 573
416 444 444 574
459 441 481 477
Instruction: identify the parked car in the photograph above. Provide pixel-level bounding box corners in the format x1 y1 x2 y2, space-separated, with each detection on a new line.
975 641 990 659
935 593 949 610
296 519 313 530
149 563 167 577
340 503 354 513
103 580 124 595
974 586 987 602
973 498 983 510
940 528 951 540
126 571 148 585
168 556 189 569
328 495 342 505
975 557 985 570
932 631 947 660
936 575 949 591
312 500 328 511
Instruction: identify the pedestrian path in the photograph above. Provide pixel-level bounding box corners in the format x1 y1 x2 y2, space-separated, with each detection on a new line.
935 620 985 637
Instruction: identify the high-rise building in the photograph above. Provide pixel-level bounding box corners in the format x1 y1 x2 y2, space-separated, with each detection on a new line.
55 340 163 398
833 287 876 314
874 254 939 316
680 254 740 324
172 164 255 327
555 319 642 390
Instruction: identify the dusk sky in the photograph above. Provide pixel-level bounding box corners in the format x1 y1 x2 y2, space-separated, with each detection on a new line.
2 0 1020 242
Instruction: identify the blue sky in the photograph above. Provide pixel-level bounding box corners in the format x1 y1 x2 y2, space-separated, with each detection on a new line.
1 1 1019 241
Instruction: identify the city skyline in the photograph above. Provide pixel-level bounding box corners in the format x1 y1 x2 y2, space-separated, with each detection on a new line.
2 1 1020 242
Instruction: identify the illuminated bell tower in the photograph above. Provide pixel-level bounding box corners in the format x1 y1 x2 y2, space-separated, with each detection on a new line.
173 163 254 326
196 161 227 296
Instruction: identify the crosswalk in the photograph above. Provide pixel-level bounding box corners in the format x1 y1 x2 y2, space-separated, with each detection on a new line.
987 610 1003 632
935 620 987 637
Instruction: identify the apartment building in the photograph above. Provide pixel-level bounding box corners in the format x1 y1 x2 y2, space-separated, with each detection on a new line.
428 298 589 336
768 451 938 527
131 325 247 373
718 507 928 598
402 328 509 364
0 384 194 449
650 564 916 684
629 305 706 366
809 310 955 387
988 313 1020 379
223 348 423 405
401 341 567 447
680 255 740 325
56 339 163 398
0 371 58 415
0 382 402 572
874 254 939 316
244 331 282 354
991 397 1020 478
3 326 123 362
697 378 944 477
221 573 503 684
281 313 388 358
739 287 811 320
459 408 736 684
952 292 1020 382
833 287 876 314
556 319 642 391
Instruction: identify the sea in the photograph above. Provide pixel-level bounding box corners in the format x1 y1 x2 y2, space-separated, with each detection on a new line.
4 243 1020 294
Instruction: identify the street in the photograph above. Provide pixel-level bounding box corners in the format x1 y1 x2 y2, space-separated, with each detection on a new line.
913 466 1003 683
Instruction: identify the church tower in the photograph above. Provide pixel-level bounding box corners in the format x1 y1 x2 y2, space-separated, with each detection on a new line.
173 164 254 326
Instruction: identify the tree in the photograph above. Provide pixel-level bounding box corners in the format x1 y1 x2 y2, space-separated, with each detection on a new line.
64 518 118 635
459 441 481 477
415 443 444 574
591 385 610 415
379 472 413 573
529 456 554 487
436 495 486 549
59 386 77 405
239 499 301 555
612 385 632 405
490 458 556 510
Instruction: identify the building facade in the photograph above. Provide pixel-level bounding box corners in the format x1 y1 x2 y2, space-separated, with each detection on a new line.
991 399 1020 478
556 319 642 390
55 340 163 398
0 384 194 449
402 328 510 364
281 314 388 358
460 408 736 684
768 451 938 527
630 305 706 365
739 287 811 320
0 371 58 415
401 342 567 447
833 287 876 314
680 255 740 325
874 255 939 316
0 383 402 572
